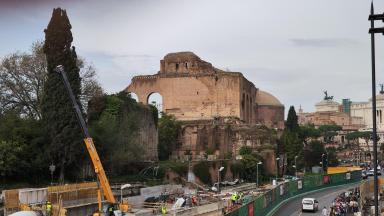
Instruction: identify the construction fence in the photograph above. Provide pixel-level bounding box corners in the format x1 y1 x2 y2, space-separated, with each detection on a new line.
226 170 362 216
2 182 99 216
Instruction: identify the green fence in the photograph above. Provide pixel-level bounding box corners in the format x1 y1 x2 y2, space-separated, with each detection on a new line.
226 170 362 216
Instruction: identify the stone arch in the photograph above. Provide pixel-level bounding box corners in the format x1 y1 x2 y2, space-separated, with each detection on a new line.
128 92 139 102
147 92 163 115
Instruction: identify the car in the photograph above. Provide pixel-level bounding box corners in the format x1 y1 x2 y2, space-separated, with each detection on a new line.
362 170 368 179
367 168 382 176
302 198 319 212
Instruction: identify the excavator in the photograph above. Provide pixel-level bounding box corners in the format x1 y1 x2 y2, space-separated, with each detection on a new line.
55 65 130 216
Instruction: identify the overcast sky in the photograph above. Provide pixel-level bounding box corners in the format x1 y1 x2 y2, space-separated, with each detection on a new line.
1 0 384 115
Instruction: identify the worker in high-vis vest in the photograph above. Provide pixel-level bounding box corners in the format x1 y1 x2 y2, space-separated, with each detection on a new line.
239 192 244 203
46 201 52 216
231 192 238 205
161 205 167 215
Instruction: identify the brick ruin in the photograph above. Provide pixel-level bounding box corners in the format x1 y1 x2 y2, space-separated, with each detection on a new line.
126 52 284 170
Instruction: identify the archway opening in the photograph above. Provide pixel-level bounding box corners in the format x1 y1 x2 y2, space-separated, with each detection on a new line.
128 92 139 102
147 92 163 117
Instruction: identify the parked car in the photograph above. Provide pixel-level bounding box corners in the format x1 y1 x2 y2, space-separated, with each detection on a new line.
302 198 319 212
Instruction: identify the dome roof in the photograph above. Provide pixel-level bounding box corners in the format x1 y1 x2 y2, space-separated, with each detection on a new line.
255 90 283 106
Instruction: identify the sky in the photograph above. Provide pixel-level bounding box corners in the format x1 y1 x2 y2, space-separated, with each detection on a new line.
1 0 384 115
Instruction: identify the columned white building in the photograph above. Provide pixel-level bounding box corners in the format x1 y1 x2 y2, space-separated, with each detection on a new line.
350 92 384 152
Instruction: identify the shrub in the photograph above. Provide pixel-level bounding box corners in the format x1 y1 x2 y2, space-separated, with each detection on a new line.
193 161 212 185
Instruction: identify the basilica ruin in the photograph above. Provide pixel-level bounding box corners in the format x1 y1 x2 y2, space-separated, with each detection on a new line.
126 52 284 166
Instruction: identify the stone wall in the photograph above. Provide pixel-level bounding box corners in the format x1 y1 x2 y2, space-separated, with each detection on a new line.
126 52 284 126
257 105 285 129
172 117 278 175
127 72 244 122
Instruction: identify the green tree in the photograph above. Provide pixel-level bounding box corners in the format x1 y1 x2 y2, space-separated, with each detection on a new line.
88 92 152 175
286 106 299 132
326 147 339 166
41 8 85 182
239 146 252 156
281 130 302 174
240 153 263 181
0 111 49 184
303 140 326 169
299 125 321 145
318 124 342 143
158 113 181 160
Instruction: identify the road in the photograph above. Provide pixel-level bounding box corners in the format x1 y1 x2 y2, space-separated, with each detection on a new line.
272 182 360 216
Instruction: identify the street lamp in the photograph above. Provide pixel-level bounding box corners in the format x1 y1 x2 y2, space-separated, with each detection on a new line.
294 156 298 178
257 161 262 188
321 153 325 173
276 157 280 184
49 163 55 185
120 184 131 202
218 166 224 193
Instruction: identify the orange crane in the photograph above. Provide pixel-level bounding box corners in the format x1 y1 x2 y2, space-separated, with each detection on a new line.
55 65 129 216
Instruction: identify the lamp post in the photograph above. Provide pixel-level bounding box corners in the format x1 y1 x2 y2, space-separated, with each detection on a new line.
120 184 131 202
257 161 262 188
368 3 384 215
49 163 55 185
294 156 298 178
218 166 224 194
276 157 280 183
321 153 325 173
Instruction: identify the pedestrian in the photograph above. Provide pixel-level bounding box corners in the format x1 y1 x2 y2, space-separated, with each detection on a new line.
322 206 328 216
231 192 237 206
330 207 336 216
46 201 52 216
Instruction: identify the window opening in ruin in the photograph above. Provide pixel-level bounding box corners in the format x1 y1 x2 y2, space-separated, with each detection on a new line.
185 62 188 69
128 92 139 102
175 63 179 71
147 92 163 117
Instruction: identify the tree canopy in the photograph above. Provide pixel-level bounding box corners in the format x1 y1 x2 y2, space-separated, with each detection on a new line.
158 113 182 160
0 41 102 119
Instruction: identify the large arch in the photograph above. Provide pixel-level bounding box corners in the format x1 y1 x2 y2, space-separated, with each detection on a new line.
128 92 139 102
147 92 163 116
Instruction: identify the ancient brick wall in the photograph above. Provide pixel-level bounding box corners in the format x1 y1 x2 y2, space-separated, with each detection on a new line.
256 105 285 130
127 73 246 122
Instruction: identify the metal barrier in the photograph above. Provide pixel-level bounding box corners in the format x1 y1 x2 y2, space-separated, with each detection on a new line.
226 170 362 216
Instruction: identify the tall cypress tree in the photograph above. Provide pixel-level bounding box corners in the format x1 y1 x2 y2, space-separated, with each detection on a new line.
41 8 84 182
286 106 299 132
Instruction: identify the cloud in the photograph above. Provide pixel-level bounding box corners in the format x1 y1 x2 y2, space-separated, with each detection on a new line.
290 38 359 48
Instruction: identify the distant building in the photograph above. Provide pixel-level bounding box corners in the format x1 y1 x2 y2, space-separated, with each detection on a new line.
298 92 364 146
350 89 384 152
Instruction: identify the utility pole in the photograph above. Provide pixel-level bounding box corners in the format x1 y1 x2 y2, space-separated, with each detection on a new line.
368 3 384 215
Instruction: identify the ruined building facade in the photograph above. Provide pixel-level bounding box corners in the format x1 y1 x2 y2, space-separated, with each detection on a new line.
126 52 284 163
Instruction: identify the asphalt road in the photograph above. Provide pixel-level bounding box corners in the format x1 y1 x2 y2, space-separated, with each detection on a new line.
272 182 361 216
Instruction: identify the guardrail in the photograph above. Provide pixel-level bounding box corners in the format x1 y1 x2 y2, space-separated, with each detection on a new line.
225 170 362 216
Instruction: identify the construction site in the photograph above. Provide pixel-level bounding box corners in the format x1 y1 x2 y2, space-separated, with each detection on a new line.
0 167 364 216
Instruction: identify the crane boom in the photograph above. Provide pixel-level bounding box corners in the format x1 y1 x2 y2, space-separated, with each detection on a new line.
55 65 116 204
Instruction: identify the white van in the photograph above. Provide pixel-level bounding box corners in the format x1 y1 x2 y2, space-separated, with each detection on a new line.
302 198 319 212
